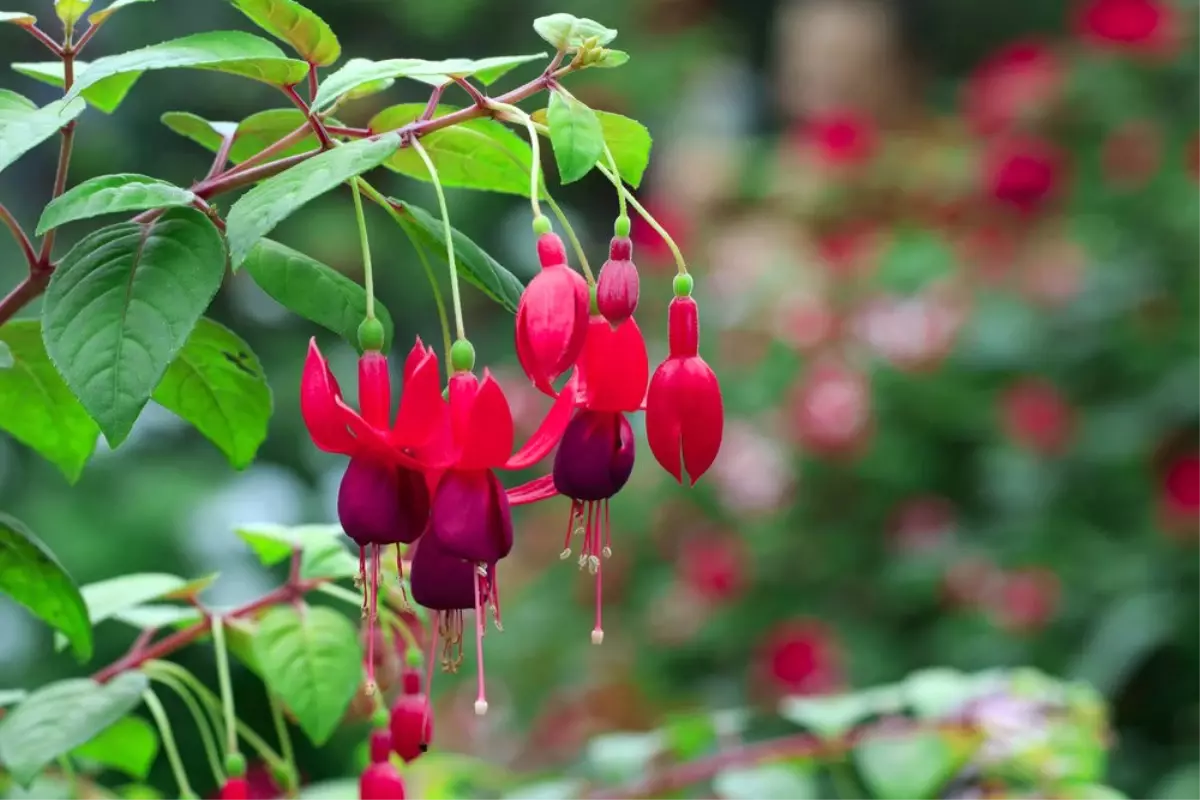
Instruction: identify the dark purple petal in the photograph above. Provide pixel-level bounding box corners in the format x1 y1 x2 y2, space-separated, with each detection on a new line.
430 469 513 563
552 411 635 501
338 458 431 546
409 536 477 611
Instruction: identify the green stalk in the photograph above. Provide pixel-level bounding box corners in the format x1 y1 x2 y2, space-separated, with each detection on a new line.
147 671 225 785
142 689 197 799
409 136 465 342
595 161 688 275
350 178 377 320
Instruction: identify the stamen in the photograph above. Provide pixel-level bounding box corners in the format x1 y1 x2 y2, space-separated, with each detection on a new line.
365 544 380 694
562 502 577 556
603 500 613 558
357 546 367 618
473 568 488 716
593 535 604 646
489 568 504 632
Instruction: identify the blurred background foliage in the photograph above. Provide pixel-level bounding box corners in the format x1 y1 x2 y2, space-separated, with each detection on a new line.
0 0 1196 797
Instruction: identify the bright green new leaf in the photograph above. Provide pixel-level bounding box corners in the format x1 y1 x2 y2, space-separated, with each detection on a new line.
43 208 226 446
0 321 100 482
532 13 617 50
343 77 394 101
55 0 92 30
225 133 400 269
904 667 976 720
779 693 873 740
0 89 36 114
38 174 197 234
713 763 819 800
160 111 237 151
152 318 272 469
160 108 323 165
0 11 36 25
71 715 158 779
79 573 189 627
591 49 629 68
546 91 604 184
241 238 394 351
88 0 157 25
63 31 310 106
0 512 92 661
854 730 968 800
12 61 141 115
389 199 524 313
0 673 147 787
0 97 87 176
370 103 534 196
399 53 546 87
230 0 341 66
252 605 362 745
313 54 542 109
235 523 357 580
312 57 427 110
111 603 202 630
532 106 652 188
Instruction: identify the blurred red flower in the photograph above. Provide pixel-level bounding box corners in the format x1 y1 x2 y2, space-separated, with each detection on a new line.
991 567 1061 632
889 495 957 552
942 556 1004 608
678 535 748 604
1102 119 1162 188
984 134 1064 216
1075 0 1179 55
797 110 878 168
759 619 843 696
1001 378 1074 455
964 40 1062 137
1162 452 1200 519
789 359 873 457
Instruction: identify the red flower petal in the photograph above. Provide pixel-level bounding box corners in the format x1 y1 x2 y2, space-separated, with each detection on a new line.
581 317 649 413
453 370 515 471
514 263 589 395
301 338 357 454
358 351 392 429
394 338 448 453
506 474 559 506
646 356 724 485
506 368 580 470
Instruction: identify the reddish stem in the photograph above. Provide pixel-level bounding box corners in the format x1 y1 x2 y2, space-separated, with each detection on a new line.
0 272 51 323
21 23 63 57
72 23 100 54
453 76 488 109
0 205 37 269
194 152 314 199
218 125 312 178
325 125 371 138
306 63 319 103
419 85 445 121
205 134 236 181
36 48 76 266
282 84 332 149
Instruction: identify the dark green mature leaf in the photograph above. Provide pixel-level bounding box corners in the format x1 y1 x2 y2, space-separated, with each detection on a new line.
854 731 966 800
160 108 323 165
0 89 36 113
63 31 310 106
388 199 524 313
241 239 393 350
42 208 227 446
547 92 604 184
532 14 617 50
71 715 158 779
0 97 87 175
370 103 534 196
531 107 651 188
87 0 157 25
252 605 362 745
0 512 92 660
152 318 272 469
0 321 99 482
12 61 141 114
225 133 400 269
230 0 341 66
235 523 357 580
37 174 197 234
0 672 147 787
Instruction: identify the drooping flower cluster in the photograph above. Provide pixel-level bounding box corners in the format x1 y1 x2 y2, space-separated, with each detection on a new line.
300 214 723 757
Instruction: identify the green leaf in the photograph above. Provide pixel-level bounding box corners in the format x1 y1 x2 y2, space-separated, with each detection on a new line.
1152 763 1200 799
0 321 100 482
37 174 197 234
854 731 966 800
369 103 534 196
116 784 165 800
532 14 617 50
779 694 873 740
160 108 322 165
54 0 92 30
312 57 425 110
12 61 141 114
591 49 629 68
252 605 363 745
713 763 819 799
235 523 357 581
229 0 341 66
70 715 158 779
111 603 202 630
87 0 157 25
0 673 148 787
586 732 662 782
226 133 400 269
241 239 394 351
0 690 27 707
546 92 604 184
1059 785 1128 799
42 208 227 446
400 54 546 87
0 11 37 25
388 199 524 313
63 31 310 106
0 512 92 660
313 55 543 109
531 107 651 188
904 667 976 720
79 573 189 628
0 97 87 176
0 89 36 113
0 341 11 368
878 229 956 294
152 318 272 469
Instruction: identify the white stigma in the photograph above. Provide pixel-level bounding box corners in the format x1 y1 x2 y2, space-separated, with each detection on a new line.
559 549 571 560
591 629 604 645
474 699 489 716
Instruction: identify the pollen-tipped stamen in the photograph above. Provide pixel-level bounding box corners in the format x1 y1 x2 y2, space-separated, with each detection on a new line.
603 501 613 558
593 538 605 645
472 567 489 716
488 568 504 632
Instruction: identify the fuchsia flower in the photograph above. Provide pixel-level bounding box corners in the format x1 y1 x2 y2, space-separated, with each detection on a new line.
1075 0 1179 55
759 619 844 696
596 234 641 326
789 358 873 457
515 231 590 395
359 729 406 800
984 134 1064 216
964 40 1062 137
646 289 724 484
797 110 878 168
1000 378 1074 456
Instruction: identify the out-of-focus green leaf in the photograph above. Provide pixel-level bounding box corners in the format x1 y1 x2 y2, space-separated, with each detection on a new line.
11 61 140 114
70 715 158 779
854 730 967 800
713 762 819 799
